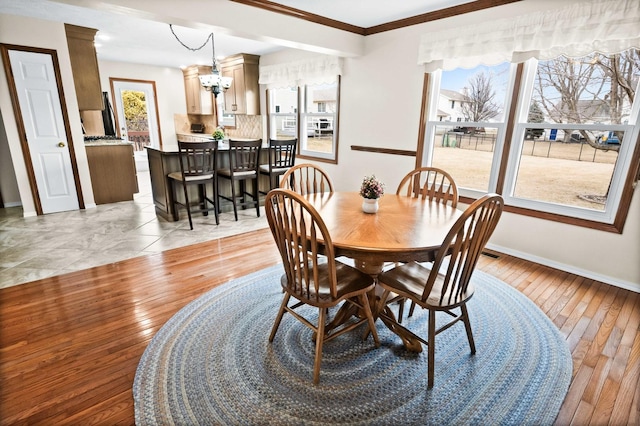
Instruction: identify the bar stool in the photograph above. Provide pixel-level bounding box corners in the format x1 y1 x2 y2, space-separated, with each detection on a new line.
167 140 219 230
259 138 297 194
217 139 262 221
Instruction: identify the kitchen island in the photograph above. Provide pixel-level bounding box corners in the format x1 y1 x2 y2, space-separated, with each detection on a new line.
147 141 269 221
85 141 138 204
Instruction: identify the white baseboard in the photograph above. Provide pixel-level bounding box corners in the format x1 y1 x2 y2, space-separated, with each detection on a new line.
3 201 22 208
486 243 640 294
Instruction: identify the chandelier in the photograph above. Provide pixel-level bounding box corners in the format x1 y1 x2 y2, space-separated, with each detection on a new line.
170 25 232 97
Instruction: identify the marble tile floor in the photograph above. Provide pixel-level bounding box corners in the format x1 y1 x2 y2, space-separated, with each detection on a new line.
0 170 269 289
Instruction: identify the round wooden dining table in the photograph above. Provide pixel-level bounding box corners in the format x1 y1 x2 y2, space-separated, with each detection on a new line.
304 191 463 351
304 191 462 272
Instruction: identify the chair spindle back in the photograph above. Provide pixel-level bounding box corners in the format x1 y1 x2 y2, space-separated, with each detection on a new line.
424 193 503 306
396 167 458 207
265 189 338 301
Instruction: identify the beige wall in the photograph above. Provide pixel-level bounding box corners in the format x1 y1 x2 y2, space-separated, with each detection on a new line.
97 60 186 151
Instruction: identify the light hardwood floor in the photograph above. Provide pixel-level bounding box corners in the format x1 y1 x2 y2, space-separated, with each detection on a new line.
0 228 638 425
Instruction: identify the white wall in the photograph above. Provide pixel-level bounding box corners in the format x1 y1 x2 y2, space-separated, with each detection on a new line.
97 60 186 151
258 0 640 291
0 14 95 215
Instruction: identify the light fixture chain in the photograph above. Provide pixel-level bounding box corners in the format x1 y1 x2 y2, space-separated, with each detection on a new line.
169 24 213 52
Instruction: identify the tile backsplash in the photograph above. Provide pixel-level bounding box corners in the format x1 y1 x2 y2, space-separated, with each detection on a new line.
225 115 263 139
174 114 263 140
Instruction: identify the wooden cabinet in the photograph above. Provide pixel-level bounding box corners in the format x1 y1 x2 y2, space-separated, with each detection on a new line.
85 144 137 204
65 24 104 111
220 54 260 115
182 65 215 115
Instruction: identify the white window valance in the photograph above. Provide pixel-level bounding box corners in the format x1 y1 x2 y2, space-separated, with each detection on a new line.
418 0 640 71
259 56 342 87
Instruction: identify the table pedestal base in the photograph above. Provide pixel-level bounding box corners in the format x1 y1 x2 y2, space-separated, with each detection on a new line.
325 258 423 353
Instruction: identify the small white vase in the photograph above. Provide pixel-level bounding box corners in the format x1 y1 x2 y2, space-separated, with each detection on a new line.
362 198 379 214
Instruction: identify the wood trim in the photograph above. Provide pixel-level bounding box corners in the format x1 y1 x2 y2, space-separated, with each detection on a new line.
334 75 341 164
459 195 624 233
350 146 417 157
230 0 365 35
231 0 523 35
0 44 85 213
415 73 431 168
613 130 640 233
365 0 523 35
495 62 524 194
109 78 163 149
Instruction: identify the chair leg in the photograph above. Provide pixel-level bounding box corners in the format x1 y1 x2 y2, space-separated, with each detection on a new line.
428 309 436 388
182 180 193 230
253 177 260 217
397 298 405 324
313 307 326 385
230 178 238 221
360 294 380 347
408 300 417 318
212 177 219 225
269 294 291 342
460 303 476 354
170 180 179 221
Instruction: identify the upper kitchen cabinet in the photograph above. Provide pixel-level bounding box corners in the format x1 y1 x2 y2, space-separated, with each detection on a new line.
182 65 215 115
64 24 104 111
221 54 260 115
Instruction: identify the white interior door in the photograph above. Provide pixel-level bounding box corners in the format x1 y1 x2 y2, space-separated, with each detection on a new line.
8 50 79 214
112 80 160 149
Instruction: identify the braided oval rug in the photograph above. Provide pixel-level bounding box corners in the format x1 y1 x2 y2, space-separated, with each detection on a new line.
133 265 572 425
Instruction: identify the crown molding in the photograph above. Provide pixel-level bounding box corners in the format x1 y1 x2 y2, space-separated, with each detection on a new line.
230 0 523 35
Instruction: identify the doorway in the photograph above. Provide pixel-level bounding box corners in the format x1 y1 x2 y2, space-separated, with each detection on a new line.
110 78 162 174
1 46 82 215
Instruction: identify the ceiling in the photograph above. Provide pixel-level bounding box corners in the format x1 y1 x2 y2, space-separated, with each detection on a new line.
0 0 496 69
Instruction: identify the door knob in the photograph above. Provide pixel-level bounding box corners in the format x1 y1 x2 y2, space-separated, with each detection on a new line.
58 142 65 148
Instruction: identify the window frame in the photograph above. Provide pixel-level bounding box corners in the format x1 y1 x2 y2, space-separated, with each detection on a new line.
266 77 341 164
420 60 640 233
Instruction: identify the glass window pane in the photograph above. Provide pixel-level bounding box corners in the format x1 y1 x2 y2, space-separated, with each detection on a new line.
299 81 339 161
512 127 621 210
302 115 334 154
440 63 511 122
270 87 297 113
269 87 297 140
431 124 498 192
532 51 639 125
304 83 337 113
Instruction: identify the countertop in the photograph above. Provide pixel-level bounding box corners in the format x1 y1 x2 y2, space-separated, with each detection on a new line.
84 141 134 147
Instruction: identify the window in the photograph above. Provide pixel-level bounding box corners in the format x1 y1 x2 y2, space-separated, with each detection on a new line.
504 52 639 224
422 50 640 230
268 87 298 139
267 79 340 163
216 92 235 128
427 63 512 195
